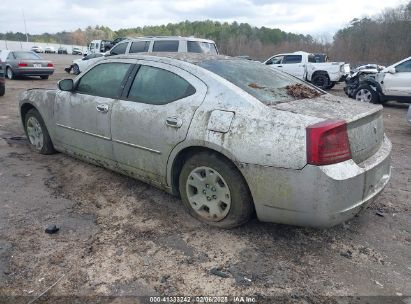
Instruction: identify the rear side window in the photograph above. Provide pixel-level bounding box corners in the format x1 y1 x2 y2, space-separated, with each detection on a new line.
127 65 195 104
187 41 218 54
283 55 302 64
76 63 131 98
152 40 179 52
308 55 316 63
129 41 150 53
110 42 128 55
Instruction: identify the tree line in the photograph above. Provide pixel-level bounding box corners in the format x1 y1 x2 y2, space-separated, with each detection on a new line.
1 1 409 66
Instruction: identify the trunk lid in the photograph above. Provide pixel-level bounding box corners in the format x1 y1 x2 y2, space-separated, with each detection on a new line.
272 94 384 164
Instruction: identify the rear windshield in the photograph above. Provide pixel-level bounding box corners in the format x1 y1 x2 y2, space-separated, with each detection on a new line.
187 41 218 55
198 59 322 105
13 52 42 60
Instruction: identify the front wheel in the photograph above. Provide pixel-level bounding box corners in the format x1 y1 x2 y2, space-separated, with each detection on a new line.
72 64 80 75
179 152 254 228
355 85 379 104
24 109 55 154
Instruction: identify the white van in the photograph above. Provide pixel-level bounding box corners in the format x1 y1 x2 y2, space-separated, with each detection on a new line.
107 36 218 56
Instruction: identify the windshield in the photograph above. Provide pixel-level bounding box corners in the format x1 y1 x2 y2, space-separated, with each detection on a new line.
13 52 42 60
198 59 322 105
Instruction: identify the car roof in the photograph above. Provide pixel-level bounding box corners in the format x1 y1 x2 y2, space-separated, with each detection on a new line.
123 36 216 44
110 53 236 65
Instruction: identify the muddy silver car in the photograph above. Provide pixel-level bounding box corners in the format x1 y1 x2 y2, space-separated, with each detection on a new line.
19 54 391 228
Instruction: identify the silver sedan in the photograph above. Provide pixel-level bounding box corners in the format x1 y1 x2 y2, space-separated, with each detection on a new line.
2 50 54 80
19 54 391 228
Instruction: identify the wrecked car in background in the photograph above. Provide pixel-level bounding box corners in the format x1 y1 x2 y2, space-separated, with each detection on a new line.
65 53 104 75
19 54 391 228
264 51 350 90
347 57 411 104
344 64 383 98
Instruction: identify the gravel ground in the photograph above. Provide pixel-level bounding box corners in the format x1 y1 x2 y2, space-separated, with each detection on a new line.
0 54 410 304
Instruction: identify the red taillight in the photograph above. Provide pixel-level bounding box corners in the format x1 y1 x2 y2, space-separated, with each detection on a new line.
47 63 54 67
306 119 351 166
18 62 28 67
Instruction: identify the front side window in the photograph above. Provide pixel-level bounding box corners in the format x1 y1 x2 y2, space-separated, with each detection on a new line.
152 40 179 52
129 41 150 53
127 65 195 105
266 56 283 65
282 55 302 64
395 60 411 73
110 43 128 55
76 63 131 98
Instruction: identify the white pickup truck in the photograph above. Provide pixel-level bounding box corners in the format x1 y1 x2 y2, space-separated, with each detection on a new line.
264 51 350 90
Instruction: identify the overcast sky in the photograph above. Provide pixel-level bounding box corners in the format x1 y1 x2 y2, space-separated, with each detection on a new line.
0 0 406 37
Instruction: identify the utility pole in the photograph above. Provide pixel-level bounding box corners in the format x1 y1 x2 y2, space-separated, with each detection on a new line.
22 10 29 43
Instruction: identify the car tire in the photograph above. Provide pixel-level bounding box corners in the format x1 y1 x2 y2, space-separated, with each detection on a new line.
73 64 80 75
355 85 380 104
6 67 14 80
311 73 330 90
0 85 5 96
179 151 254 228
40 75 49 80
325 82 336 90
24 109 55 155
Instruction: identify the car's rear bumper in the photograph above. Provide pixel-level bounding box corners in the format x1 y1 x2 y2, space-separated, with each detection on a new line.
240 135 391 227
13 68 54 76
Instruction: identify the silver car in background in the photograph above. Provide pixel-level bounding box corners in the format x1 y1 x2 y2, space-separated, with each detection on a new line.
0 50 54 80
19 54 391 228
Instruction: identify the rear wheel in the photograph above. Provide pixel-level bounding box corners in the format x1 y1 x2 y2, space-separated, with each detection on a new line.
311 73 330 90
179 152 253 228
6 67 14 80
0 85 4 96
40 75 49 80
355 85 379 104
73 64 80 75
24 109 55 154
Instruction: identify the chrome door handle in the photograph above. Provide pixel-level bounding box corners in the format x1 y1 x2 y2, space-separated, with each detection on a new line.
96 104 109 113
166 117 183 128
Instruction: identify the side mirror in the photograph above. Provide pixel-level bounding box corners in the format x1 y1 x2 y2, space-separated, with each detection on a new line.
265 60 272 65
58 79 74 91
383 67 396 74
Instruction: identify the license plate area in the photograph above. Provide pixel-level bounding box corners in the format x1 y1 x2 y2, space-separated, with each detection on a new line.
33 64 41 68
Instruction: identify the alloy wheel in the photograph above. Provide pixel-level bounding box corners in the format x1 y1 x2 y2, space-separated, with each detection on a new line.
26 116 44 150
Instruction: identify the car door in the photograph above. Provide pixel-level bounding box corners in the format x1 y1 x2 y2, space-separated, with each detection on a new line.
111 61 207 185
280 55 305 79
54 61 133 167
383 59 411 96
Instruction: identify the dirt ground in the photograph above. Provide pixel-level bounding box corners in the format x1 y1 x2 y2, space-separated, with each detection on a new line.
0 54 410 304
